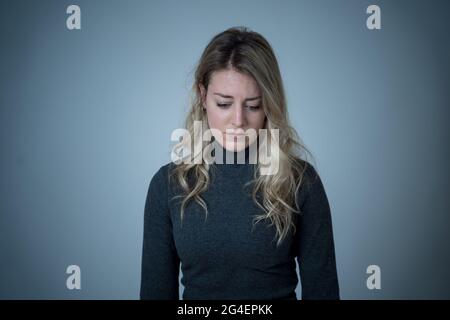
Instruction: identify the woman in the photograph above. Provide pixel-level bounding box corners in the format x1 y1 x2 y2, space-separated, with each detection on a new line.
140 26 339 300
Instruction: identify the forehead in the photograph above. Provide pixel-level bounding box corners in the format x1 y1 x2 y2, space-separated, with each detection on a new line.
208 69 260 97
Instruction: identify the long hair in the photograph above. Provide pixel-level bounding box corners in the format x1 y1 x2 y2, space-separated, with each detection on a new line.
169 26 314 245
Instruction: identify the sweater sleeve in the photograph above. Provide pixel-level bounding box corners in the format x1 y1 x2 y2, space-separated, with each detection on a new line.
296 164 340 300
140 165 180 299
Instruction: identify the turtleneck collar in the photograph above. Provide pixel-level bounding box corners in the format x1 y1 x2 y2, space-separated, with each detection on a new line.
209 139 258 166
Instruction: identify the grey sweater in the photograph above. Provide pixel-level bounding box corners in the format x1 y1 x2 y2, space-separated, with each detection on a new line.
140 146 339 300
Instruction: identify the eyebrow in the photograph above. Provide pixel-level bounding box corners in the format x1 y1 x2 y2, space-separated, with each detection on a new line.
213 93 261 101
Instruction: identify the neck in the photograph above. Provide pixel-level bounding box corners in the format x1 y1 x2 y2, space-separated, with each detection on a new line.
210 140 257 165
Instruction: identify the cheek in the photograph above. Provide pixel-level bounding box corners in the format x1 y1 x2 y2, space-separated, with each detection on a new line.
206 107 227 129
249 112 266 130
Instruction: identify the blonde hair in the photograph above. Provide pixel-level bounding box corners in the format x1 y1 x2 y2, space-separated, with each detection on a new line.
170 26 314 245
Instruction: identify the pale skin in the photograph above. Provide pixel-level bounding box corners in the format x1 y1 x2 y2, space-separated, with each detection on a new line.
199 68 266 152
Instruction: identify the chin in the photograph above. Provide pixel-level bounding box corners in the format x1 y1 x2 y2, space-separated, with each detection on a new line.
223 140 247 152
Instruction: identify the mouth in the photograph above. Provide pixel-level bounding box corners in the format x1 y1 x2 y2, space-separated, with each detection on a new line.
225 134 246 144
225 134 246 141
224 130 246 136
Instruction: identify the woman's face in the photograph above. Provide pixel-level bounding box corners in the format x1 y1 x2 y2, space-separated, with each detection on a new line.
200 68 266 152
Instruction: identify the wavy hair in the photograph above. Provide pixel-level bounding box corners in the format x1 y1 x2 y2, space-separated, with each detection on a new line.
169 26 314 245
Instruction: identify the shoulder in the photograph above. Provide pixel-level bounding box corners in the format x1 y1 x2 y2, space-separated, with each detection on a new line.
293 158 321 189
147 162 175 197
145 162 179 210
150 161 176 184
293 158 327 207
149 161 185 199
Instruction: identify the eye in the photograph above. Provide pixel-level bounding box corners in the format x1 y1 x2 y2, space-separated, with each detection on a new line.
246 105 261 111
216 103 231 108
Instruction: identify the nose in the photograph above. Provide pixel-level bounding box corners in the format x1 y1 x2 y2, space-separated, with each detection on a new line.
232 106 245 127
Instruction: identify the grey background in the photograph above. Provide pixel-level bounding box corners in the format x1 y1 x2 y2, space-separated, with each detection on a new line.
0 0 449 299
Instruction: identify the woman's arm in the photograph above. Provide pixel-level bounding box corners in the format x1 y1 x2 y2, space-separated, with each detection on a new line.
140 165 180 299
296 164 340 300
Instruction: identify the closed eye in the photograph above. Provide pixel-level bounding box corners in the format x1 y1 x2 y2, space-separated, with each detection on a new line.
216 103 260 111
246 105 260 111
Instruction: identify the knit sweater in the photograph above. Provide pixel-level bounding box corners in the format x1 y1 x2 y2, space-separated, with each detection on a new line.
140 146 339 300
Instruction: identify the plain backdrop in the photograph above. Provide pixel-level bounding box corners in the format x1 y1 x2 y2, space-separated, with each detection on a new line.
0 0 449 299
